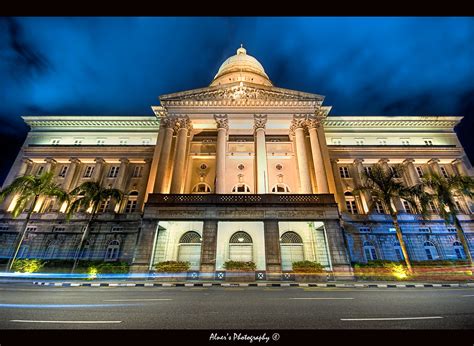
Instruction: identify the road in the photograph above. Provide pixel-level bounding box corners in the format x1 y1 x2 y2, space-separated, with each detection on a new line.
1 283 474 329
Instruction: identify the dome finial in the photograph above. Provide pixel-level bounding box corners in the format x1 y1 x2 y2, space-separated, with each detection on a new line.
237 44 246 55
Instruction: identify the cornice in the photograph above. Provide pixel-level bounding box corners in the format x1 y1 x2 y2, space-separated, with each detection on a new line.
324 116 462 129
22 116 161 130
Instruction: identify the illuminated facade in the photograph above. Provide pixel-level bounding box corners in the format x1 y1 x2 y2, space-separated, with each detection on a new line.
1 46 473 277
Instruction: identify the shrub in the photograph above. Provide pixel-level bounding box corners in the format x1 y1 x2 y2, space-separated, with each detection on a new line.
223 261 256 271
292 261 325 273
353 260 408 281
12 259 45 273
155 261 190 272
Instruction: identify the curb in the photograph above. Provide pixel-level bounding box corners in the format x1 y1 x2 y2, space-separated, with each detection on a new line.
32 281 474 288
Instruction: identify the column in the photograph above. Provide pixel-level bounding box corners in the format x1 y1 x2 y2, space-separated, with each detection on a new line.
379 158 404 212
44 157 57 172
200 220 218 273
403 158 419 185
452 158 468 176
170 116 192 194
92 158 105 183
130 220 160 273
264 220 282 280
307 116 329 193
323 220 354 280
291 115 312 194
2 158 32 212
254 114 269 194
315 110 338 195
154 117 175 193
114 158 129 191
352 158 369 213
145 118 167 198
378 158 390 173
17 158 33 177
428 158 441 175
214 114 228 194
330 158 347 212
63 158 80 192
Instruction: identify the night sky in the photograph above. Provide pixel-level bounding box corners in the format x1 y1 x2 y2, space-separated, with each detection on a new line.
1 17 474 185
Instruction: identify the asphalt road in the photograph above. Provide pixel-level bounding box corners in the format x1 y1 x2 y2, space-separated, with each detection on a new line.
1 283 474 329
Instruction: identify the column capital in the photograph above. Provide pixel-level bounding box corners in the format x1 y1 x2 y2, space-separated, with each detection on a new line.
119 158 130 164
214 114 229 130
353 158 365 165
69 157 81 164
22 158 33 165
378 158 390 165
289 114 307 136
427 158 440 165
253 114 267 131
330 158 339 164
94 157 106 164
173 115 192 133
403 158 415 165
44 157 57 164
306 114 324 129
451 158 464 165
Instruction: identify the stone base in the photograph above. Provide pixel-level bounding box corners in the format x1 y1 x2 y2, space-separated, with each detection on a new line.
225 271 255 282
294 273 327 282
332 264 355 281
129 263 150 273
153 272 187 282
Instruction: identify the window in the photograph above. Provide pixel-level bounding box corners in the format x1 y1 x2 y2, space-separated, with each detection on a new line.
44 242 59 259
378 138 387 145
0 225 9 231
178 231 202 270
51 139 61 145
359 227 371 233
419 227 431 233
388 227 396 233
271 184 291 193
119 139 128 145
192 183 211 193
423 241 439 260
84 166 94 178
132 166 143 178
332 138 342 145
97 139 105 145
339 166 350 178
447 227 457 233
453 241 465 260
81 240 91 259
52 226 65 232
424 139 433 146
364 166 372 176
111 226 123 232
415 166 424 178
402 200 413 214
344 192 358 214
355 138 365 145
105 240 120 261
125 191 139 213
108 166 120 178
179 231 202 244
363 241 378 261
374 200 385 214
394 242 404 261
58 165 68 178
440 166 449 178
229 231 253 262
18 245 30 258
401 139 410 146
280 232 304 271
390 166 401 178
74 139 83 145
232 184 251 193
142 139 151 145
36 166 45 176
99 198 110 213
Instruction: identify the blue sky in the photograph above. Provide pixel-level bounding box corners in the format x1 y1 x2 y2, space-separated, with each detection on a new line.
1 17 473 183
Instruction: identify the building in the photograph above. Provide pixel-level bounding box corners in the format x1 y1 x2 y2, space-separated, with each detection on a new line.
1 46 473 278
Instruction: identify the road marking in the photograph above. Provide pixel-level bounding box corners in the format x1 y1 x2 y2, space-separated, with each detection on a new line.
10 320 122 324
341 316 443 321
462 295 474 297
290 297 354 300
103 298 172 302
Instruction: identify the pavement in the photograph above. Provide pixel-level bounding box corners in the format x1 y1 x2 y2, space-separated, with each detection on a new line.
1 281 474 329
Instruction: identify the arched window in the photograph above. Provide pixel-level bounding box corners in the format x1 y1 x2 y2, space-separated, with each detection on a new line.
81 240 92 259
363 241 377 261
271 184 291 193
453 241 466 260
178 231 202 270
345 191 358 214
125 191 139 213
393 241 404 261
280 232 304 271
423 241 439 260
18 245 30 259
44 241 59 260
105 240 120 261
229 231 253 262
232 184 251 193
191 183 212 194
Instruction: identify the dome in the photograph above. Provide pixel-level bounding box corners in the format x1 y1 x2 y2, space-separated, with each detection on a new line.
210 45 273 87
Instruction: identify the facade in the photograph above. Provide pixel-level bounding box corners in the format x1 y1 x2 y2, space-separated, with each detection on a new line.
1 46 473 278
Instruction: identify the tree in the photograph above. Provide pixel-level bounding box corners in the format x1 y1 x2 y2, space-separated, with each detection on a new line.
67 181 122 273
354 164 430 274
422 172 474 266
0 171 68 271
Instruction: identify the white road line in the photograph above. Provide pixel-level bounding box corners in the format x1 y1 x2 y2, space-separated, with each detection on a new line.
10 320 122 324
290 297 354 300
103 298 172 302
341 316 443 321
462 295 474 297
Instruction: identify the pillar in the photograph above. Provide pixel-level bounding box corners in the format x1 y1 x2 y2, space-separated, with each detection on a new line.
264 220 282 280
315 110 338 196
254 114 269 194
63 158 80 192
17 158 33 177
92 158 105 183
170 116 192 194
403 158 419 185
130 220 160 273
330 158 347 212
352 158 369 213
200 220 218 273
428 158 441 175
307 117 329 193
291 115 312 193
214 114 228 194
44 157 57 173
452 158 468 176
145 119 167 199
2 158 32 212
114 158 129 192
379 158 404 212
154 117 175 193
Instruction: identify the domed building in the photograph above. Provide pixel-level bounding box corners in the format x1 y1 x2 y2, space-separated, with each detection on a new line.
1 46 472 279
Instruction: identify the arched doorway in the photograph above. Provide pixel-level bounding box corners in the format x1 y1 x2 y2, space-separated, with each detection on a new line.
280 231 304 271
229 231 253 262
178 231 202 270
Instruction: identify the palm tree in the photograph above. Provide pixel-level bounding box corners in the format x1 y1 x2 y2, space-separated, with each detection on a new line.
0 171 68 271
422 172 474 266
67 181 122 273
354 164 430 274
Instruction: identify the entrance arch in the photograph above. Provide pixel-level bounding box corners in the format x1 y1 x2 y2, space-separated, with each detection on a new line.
280 231 304 271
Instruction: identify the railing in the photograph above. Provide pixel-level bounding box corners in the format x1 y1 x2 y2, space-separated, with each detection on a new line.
147 194 336 205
